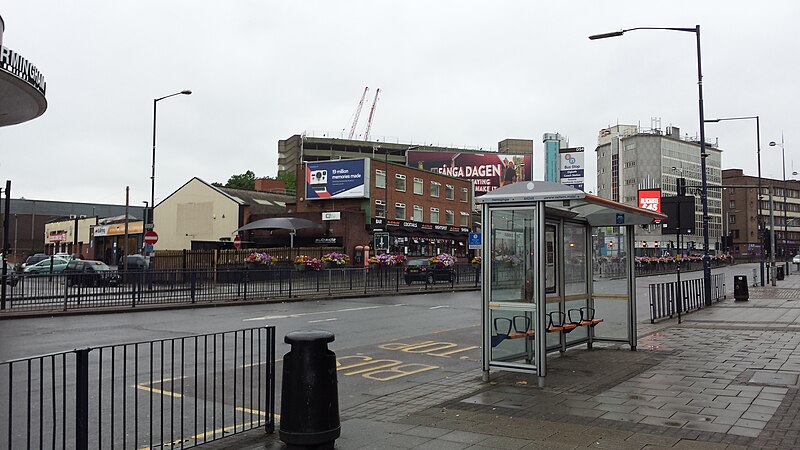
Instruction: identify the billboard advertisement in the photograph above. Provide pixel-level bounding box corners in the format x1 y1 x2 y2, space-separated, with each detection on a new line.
637 189 662 213
559 147 584 190
305 158 370 200
406 151 532 195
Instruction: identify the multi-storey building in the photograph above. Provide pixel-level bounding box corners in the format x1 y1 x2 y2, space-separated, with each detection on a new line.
722 169 800 261
595 124 723 255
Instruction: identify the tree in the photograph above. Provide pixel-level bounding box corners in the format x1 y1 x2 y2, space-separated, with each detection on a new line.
224 171 256 190
276 170 297 193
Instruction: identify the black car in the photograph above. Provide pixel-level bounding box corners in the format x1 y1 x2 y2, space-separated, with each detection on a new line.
404 259 454 285
64 260 120 287
120 254 149 272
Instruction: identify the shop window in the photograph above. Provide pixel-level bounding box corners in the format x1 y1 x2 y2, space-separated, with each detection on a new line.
446 184 454 200
460 187 468 203
376 169 386 189
413 205 423 222
445 209 454 225
460 212 469 226
395 203 406 220
375 200 386 218
431 182 440 198
414 177 423 195
430 207 440 224
396 174 406 192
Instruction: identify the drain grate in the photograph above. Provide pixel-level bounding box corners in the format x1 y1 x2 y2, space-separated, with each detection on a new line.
748 370 800 387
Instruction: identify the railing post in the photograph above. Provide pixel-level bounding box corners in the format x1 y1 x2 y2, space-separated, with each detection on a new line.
75 348 90 450
288 268 292 297
396 267 399 292
190 271 197 303
244 268 249 301
63 275 69 311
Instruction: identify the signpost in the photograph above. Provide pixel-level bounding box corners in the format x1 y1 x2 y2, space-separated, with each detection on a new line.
233 235 241 249
374 232 389 253
469 233 482 250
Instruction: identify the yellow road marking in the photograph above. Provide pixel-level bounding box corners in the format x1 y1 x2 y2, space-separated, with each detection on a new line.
140 420 262 449
134 376 187 398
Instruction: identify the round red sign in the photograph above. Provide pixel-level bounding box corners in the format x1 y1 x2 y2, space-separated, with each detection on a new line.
233 235 241 249
144 230 159 245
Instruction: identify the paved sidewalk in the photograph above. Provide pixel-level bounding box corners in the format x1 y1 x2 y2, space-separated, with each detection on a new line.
202 275 800 449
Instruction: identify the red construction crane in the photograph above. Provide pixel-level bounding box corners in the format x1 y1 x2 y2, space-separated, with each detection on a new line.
347 86 369 140
363 88 380 141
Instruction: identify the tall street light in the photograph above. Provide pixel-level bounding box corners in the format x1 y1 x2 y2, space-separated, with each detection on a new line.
150 90 192 232
704 115 764 285
769 136 788 273
590 25 713 306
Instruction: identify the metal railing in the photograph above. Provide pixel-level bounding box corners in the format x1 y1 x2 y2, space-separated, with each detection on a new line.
0 327 275 450
649 273 726 323
1 264 480 313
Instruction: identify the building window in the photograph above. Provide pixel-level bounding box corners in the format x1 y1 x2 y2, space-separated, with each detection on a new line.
395 203 406 220
413 205 423 222
460 187 468 203
430 207 440 224
414 177 423 195
430 182 440 198
729 200 735 209
445 210 454 225
729 215 736 224
375 200 386 218
395 174 406 192
460 212 469 226
376 169 386 189
445 184 454 200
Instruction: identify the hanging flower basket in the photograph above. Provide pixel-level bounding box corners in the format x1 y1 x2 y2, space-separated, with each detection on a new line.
321 252 350 268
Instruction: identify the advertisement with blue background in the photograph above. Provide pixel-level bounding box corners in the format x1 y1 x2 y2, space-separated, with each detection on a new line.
305 158 371 200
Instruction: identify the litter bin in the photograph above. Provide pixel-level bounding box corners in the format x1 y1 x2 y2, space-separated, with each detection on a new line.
280 330 340 449
733 275 749 301
777 266 785 281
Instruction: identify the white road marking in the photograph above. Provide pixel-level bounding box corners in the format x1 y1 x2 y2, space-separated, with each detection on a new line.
308 317 338 323
429 305 450 310
243 304 403 322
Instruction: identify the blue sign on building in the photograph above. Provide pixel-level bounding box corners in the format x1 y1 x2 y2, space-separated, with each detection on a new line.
616 213 624 224
469 233 482 249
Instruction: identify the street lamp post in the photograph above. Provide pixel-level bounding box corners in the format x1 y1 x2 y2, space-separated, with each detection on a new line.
590 25 713 306
769 136 788 273
704 116 764 285
150 90 191 232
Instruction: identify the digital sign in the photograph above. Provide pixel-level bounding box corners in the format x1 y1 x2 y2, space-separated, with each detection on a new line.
406 151 532 196
305 158 370 200
637 189 662 213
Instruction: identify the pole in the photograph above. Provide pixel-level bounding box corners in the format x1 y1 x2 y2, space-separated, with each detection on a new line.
1 181 10 310
150 98 157 231
694 25 712 307
781 138 788 273
757 117 764 285
770 186 776 286
124 187 130 273
385 147 389 254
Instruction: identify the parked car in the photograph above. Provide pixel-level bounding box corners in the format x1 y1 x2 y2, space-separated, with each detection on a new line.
22 253 48 269
3 262 19 287
793 254 800 265
23 257 70 274
54 253 79 261
64 260 120 287
120 254 149 272
404 259 454 285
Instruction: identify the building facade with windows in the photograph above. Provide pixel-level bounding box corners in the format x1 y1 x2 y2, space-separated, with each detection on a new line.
293 159 473 258
595 124 723 255
722 169 800 261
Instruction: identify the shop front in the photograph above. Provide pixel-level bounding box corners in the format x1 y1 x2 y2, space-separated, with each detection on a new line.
370 218 470 258
92 221 144 265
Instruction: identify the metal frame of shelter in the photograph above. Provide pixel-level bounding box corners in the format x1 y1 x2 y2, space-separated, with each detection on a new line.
476 181 665 385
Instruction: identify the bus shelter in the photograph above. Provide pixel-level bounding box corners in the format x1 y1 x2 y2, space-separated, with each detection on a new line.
476 181 665 384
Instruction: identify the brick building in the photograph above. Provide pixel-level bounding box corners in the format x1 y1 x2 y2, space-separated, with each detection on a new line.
722 169 800 260
287 158 473 259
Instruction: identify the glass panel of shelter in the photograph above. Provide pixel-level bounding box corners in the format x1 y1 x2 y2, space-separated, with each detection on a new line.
591 226 631 342
487 208 537 370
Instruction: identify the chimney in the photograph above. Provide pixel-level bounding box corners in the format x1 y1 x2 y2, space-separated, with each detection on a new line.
254 178 285 193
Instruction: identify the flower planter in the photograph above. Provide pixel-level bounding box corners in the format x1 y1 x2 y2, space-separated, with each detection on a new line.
295 263 306 272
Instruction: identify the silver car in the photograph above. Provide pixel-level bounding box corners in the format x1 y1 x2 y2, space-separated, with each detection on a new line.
793 254 800 264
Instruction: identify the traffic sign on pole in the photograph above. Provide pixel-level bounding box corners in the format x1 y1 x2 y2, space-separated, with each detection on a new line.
233 235 241 249
143 230 159 245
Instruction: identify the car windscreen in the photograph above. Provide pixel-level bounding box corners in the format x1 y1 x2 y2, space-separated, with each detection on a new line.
407 260 428 267
90 263 111 271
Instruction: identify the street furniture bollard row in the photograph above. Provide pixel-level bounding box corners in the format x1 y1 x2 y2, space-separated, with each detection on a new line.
734 275 749 301
280 330 340 449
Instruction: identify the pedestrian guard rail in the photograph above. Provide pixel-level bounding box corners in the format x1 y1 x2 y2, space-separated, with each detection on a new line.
0 326 275 450
0 264 480 313
649 273 726 323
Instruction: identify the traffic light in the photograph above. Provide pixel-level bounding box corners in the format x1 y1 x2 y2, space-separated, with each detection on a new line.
762 229 773 255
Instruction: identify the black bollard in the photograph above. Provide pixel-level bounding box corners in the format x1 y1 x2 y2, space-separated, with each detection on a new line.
734 275 749 301
280 330 340 449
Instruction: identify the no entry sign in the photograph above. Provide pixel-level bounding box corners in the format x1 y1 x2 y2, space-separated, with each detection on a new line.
143 230 159 245
233 235 241 249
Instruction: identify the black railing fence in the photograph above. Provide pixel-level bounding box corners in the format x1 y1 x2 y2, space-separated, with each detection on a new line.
1 264 480 313
0 327 275 450
649 273 726 323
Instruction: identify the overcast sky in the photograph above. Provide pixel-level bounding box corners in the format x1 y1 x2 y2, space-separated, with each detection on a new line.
1 1 798 206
